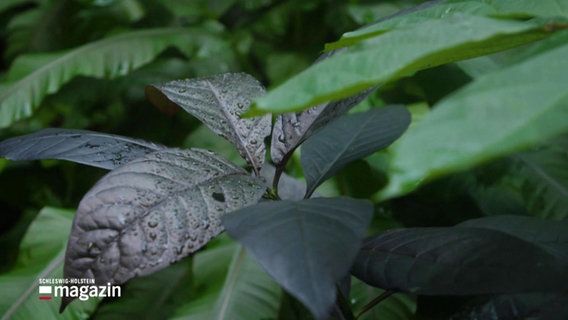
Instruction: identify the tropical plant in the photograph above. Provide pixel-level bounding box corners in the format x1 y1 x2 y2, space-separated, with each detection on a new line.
1 0 567 319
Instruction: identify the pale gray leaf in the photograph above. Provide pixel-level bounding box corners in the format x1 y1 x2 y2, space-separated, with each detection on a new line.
0 128 165 170
61 148 266 310
146 73 271 173
270 85 375 167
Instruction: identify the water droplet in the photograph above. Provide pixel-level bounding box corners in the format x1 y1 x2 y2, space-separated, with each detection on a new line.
175 246 184 255
178 88 187 93
277 134 286 143
292 121 300 128
148 221 158 228
149 232 157 240
212 192 225 202
237 103 244 109
250 139 258 145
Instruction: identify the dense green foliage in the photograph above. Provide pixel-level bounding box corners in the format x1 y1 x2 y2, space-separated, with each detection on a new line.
1 0 567 319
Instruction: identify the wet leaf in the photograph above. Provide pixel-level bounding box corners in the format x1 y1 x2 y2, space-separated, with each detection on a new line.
146 73 271 174
0 128 165 170
223 197 373 319
302 106 410 197
61 148 266 311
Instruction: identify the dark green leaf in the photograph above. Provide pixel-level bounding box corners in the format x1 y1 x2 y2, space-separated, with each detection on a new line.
223 197 373 319
0 128 165 170
301 106 410 197
146 73 271 174
61 148 266 311
350 278 416 320
353 220 568 295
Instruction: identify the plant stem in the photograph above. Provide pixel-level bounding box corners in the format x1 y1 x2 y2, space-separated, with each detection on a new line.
335 285 356 320
354 290 395 319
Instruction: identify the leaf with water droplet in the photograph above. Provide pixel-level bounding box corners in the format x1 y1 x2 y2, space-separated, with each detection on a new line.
270 49 376 167
0 128 165 170
60 148 266 311
145 73 271 174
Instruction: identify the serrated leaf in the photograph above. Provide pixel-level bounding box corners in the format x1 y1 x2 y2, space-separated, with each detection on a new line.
353 218 568 295
252 13 561 114
223 197 373 319
213 246 282 319
146 73 271 174
0 27 222 128
0 207 99 320
378 33 568 200
61 148 266 311
0 128 165 170
302 106 410 197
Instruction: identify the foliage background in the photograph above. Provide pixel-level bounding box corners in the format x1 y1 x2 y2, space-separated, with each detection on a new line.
0 0 567 319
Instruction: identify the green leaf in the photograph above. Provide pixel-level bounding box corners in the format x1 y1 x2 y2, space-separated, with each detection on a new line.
301 106 410 198
223 197 373 319
0 207 99 319
0 27 222 128
378 33 568 200
212 246 282 319
61 148 266 310
350 279 416 320
353 216 568 295
0 0 32 14
252 13 562 114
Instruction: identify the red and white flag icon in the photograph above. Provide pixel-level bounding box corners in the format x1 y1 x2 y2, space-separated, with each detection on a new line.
38 286 52 300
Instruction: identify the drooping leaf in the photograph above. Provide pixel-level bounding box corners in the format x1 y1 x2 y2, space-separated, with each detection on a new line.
0 207 99 320
0 128 165 170
252 13 562 114
212 246 282 320
301 106 410 197
378 33 568 200
145 73 271 174
353 217 568 295
451 293 568 320
61 148 266 311
223 197 373 319
0 27 223 128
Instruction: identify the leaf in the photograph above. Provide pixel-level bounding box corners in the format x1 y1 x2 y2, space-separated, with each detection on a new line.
0 207 99 319
145 73 271 174
252 13 561 114
0 128 165 170
452 293 568 320
378 33 568 200
260 164 307 201
223 197 373 319
352 218 568 295
270 87 375 167
212 246 282 319
349 278 416 320
0 27 222 128
0 0 32 14
301 106 410 197
510 144 568 220
61 148 266 311
90 257 193 320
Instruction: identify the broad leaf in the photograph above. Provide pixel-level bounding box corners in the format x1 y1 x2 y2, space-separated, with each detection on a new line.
61 148 266 311
0 27 222 128
378 33 568 200
353 218 568 295
0 128 165 170
146 73 271 174
212 246 282 319
301 106 410 197
252 13 562 114
0 207 99 319
223 197 373 319
452 293 568 320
